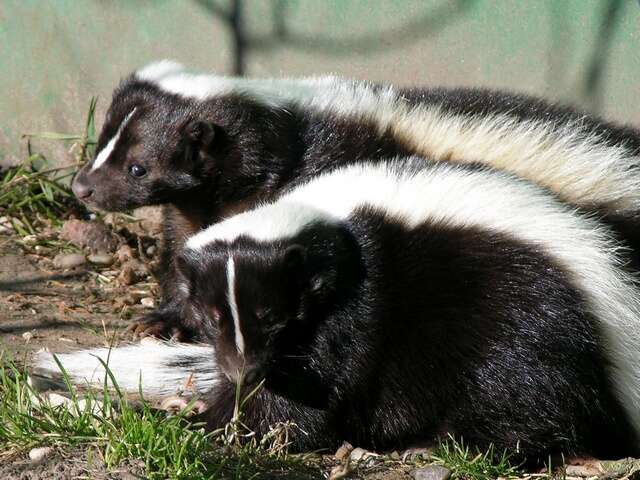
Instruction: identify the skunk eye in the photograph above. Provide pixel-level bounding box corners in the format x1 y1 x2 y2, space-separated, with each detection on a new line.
128 164 147 178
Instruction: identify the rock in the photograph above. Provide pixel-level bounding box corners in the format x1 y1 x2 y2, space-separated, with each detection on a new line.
118 259 147 285
350 447 379 464
60 219 120 252
160 396 207 417
329 463 354 480
402 446 434 462
29 446 54 464
0 215 24 234
47 393 72 408
87 253 114 266
565 463 605 477
140 297 155 308
334 441 354 461
22 331 34 342
116 244 136 263
146 245 157 257
132 206 163 235
411 465 452 480
53 253 86 269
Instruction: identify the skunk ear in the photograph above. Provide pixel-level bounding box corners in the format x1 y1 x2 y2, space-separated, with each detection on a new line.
183 120 217 151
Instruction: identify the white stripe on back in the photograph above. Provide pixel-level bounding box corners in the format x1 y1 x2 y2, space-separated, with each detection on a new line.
226 256 244 355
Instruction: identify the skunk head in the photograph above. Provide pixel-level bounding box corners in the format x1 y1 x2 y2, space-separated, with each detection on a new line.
71 78 222 212
178 241 319 386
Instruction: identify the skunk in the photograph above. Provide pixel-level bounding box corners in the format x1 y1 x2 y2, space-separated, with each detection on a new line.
45 158 640 460
70 60 640 338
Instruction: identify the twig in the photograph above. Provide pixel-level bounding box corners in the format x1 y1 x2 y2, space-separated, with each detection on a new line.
0 162 81 193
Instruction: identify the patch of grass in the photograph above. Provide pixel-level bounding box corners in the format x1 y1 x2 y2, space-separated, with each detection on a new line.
0 98 97 236
0 353 320 479
431 435 521 480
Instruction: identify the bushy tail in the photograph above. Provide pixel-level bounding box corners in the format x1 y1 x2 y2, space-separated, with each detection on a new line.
34 341 219 398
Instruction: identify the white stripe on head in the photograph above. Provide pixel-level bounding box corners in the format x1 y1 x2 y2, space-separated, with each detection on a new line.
91 107 138 172
226 255 244 355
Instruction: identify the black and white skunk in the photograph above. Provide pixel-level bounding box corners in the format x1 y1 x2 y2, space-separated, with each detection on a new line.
69 60 640 338
43 158 640 460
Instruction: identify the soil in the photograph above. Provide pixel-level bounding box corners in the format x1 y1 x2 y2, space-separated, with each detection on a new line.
0 221 158 479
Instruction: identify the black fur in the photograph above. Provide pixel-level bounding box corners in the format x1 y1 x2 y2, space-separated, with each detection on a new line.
71 73 640 337
178 204 638 462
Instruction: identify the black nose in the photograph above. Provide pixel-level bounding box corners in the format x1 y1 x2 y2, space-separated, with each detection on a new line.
72 177 94 200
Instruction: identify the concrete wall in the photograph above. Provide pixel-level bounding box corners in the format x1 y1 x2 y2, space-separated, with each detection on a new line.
1 0 639 166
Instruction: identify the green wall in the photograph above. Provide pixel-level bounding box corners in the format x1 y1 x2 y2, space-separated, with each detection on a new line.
1 0 638 165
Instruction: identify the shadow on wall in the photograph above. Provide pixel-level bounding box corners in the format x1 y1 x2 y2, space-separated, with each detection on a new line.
193 0 477 76
195 0 628 115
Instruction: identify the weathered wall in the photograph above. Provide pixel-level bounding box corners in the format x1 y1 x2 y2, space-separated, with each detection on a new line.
1 0 638 166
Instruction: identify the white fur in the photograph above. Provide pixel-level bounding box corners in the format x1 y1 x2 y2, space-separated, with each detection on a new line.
91 107 137 171
187 158 640 438
135 60 189 83
136 60 640 214
226 256 244 355
34 342 219 397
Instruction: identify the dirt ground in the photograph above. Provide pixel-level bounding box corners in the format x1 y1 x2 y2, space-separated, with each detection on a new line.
0 215 161 478
0 238 132 359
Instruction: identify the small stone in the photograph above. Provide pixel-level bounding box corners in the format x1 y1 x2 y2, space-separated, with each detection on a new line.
60 219 121 252
334 441 354 461
53 253 86 269
48 393 72 408
115 244 135 263
565 463 604 477
146 245 157 257
390 451 401 460
123 293 140 306
118 259 147 285
349 447 379 463
411 465 452 480
132 206 163 235
87 253 114 266
22 331 34 342
140 297 155 308
29 446 54 464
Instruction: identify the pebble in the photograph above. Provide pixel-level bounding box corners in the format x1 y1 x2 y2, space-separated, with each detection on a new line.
565 463 605 477
116 244 135 263
29 446 54 464
53 253 86 269
118 259 147 285
140 297 155 308
60 219 120 252
22 331 34 342
349 447 379 464
411 465 452 480
87 253 114 266
146 245 157 257
48 393 72 408
334 441 354 461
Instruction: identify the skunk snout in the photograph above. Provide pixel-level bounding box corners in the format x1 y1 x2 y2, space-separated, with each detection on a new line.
72 174 94 200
